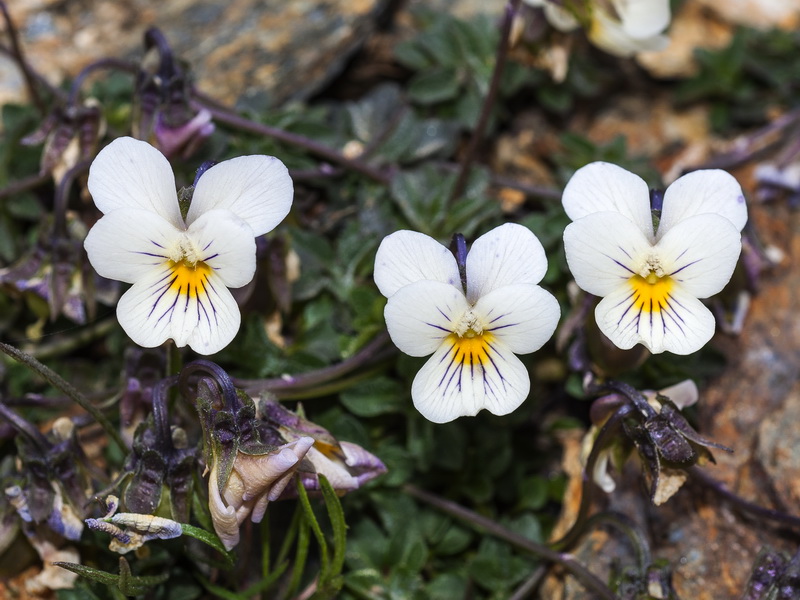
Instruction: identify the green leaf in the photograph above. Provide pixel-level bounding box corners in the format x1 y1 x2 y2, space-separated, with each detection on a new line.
394 40 434 70
180 524 235 569
339 377 406 417
296 476 331 583
428 573 469 599
287 509 311 597
408 68 460 105
320 474 348 580
517 475 549 511
54 558 169 596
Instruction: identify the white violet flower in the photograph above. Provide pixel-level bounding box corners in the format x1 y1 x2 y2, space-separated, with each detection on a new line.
84 137 293 354
374 224 560 423
562 162 747 355
524 0 671 57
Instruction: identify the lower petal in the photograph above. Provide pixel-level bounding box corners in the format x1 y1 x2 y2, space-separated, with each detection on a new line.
117 267 240 355
596 284 714 355
411 337 530 423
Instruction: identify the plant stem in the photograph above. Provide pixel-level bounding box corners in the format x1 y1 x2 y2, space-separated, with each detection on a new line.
0 341 126 450
234 332 393 395
67 58 138 106
190 91 391 185
0 399 50 451
0 171 50 201
550 404 633 552
0 1 45 114
508 565 548 600
584 511 652 572
404 484 617 600
269 365 388 400
22 317 117 360
53 158 91 237
447 0 521 206
690 466 800 530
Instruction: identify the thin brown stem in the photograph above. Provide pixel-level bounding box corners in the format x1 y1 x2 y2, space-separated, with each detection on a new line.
53 158 91 237
0 341 126 450
67 58 138 106
549 404 633 551
0 2 44 113
690 466 800 531
0 43 64 101
233 332 393 395
404 484 617 600
191 91 391 185
0 171 50 201
447 0 521 205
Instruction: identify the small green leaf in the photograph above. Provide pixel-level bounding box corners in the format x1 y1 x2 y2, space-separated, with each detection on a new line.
53 558 169 597
319 474 348 577
180 524 235 568
340 377 406 417
296 476 330 583
408 68 460 105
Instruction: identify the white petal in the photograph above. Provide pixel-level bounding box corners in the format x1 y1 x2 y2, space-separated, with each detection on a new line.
465 223 547 303
563 212 652 296
411 338 530 423
657 379 698 410
589 11 669 56
613 0 670 38
561 162 655 239
208 465 240 550
88 137 182 227
543 2 580 31
593 449 616 493
186 209 257 288
187 155 293 237
374 230 461 298
474 284 560 354
657 214 741 298
383 281 467 357
595 282 715 355
117 267 240 355
658 170 747 236
84 209 182 283
304 446 360 492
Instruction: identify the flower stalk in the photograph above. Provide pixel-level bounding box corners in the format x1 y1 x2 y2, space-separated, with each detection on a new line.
448 0 522 205
0 341 126 450
404 484 617 600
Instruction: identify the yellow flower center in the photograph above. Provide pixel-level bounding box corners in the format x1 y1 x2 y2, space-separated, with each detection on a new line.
168 260 212 298
629 272 674 313
449 331 495 367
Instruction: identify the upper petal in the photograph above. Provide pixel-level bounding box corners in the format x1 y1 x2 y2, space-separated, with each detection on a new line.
657 213 742 298
87 137 182 227
84 208 182 284
186 155 293 237
411 338 530 423
563 211 653 296
561 162 655 239
374 230 461 298
474 283 560 354
612 0 670 38
658 170 747 237
465 223 548 303
383 280 468 357
186 209 257 288
594 280 715 355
